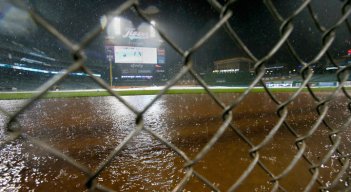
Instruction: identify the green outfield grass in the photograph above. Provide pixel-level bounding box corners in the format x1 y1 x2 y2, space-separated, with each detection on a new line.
0 87 344 100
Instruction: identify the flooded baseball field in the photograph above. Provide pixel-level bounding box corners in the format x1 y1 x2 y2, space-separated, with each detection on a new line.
0 92 351 191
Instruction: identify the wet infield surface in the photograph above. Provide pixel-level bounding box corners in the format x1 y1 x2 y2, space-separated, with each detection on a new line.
1 92 351 191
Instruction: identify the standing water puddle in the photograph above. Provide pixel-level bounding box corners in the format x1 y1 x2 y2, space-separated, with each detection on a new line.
0 93 350 191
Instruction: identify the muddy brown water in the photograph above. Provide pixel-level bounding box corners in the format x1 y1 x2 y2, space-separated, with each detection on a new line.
0 92 351 191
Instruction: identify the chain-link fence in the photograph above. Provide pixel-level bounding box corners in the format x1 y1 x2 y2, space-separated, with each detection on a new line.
1 0 351 191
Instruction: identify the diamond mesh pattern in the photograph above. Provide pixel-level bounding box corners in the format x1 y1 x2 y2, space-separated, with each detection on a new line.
1 0 351 191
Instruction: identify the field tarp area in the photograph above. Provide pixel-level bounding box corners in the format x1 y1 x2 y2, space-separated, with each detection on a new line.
0 86 343 100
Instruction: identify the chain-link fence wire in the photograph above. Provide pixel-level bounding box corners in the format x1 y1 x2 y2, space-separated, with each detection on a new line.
0 0 351 191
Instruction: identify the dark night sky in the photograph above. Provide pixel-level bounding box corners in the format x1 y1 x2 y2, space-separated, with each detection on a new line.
0 0 350 72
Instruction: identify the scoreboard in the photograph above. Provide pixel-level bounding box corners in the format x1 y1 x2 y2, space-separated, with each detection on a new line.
114 46 157 64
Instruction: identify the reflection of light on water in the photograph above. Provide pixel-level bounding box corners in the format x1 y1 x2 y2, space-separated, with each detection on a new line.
104 95 168 131
102 96 179 190
0 100 39 142
0 143 25 192
126 95 160 111
105 96 134 119
0 111 6 139
0 101 25 191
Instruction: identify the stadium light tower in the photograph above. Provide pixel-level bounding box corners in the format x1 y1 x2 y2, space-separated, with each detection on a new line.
106 17 122 87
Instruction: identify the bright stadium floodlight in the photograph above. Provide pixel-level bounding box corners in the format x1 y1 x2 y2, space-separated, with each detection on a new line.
108 17 121 36
150 20 156 38
113 17 121 35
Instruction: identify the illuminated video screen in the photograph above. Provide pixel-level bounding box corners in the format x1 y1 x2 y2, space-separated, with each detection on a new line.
114 46 157 64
